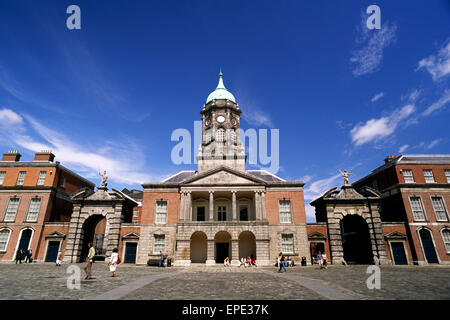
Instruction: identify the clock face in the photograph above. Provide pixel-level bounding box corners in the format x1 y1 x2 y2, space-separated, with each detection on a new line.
216 115 225 123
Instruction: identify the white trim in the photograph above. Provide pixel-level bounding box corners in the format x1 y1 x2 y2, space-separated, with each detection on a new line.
429 195 449 222
408 195 427 221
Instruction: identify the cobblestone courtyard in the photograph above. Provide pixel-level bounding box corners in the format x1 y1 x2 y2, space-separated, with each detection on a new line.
0 263 449 300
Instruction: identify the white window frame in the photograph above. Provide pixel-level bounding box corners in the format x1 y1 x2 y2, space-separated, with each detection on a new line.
37 171 46 186
445 169 450 183
440 228 450 254
25 197 42 222
430 196 449 221
153 234 165 254
155 200 167 224
3 197 20 222
0 228 12 252
133 210 139 218
403 169 414 183
423 169 435 183
278 199 292 223
409 196 426 221
0 171 6 185
16 171 26 185
281 234 294 254
217 205 227 221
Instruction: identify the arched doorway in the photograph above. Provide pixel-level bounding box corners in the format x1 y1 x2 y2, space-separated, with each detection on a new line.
419 228 438 263
340 215 373 264
16 229 33 256
239 231 256 260
190 231 207 263
215 231 231 263
80 215 107 262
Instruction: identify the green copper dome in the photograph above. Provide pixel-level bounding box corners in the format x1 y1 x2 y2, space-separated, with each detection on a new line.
206 72 236 104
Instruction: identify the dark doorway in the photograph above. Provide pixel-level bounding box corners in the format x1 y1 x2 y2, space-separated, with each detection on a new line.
341 215 374 264
391 242 407 265
17 229 32 254
124 242 137 264
419 229 438 263
310 242 325 264
216 243 229 263
45 241 60 262
80 215 107 262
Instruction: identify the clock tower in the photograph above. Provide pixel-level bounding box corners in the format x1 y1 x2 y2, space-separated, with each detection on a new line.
197 72 246 173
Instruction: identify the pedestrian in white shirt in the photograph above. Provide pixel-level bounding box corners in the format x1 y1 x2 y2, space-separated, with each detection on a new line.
109 248 119 277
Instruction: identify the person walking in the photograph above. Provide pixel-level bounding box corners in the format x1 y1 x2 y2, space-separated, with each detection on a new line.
84 242 95 280
317 251 323 269
108 248 119 277
25 249 32 263
159 251 165 267
278 255 287 273
277 252 282 268
15 249 23 264
322 253 328 269
56 251 62 266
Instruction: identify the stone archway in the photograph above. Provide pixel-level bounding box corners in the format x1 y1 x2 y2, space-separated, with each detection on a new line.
214 231 231 263
340 215 373 264
80 215 107 262
238 231 256 260
190 231 207 263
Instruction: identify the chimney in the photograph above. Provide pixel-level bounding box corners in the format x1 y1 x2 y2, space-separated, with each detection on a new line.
384 155 399 164
1 150 22 162
33 150 55 162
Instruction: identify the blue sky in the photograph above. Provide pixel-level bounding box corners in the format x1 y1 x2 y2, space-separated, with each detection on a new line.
0 0 449 221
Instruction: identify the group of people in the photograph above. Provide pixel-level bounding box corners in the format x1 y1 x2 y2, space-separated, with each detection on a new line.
316 251 328 269
84 242 121 280
223 255 257 267
15 248 33 264
276 253 294 272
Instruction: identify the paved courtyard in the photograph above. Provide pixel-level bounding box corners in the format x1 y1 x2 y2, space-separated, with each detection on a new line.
0 263 449 300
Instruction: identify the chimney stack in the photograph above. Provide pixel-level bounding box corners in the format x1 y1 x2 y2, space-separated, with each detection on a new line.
384 155 399 164
1 150 22 162
33 150 55 162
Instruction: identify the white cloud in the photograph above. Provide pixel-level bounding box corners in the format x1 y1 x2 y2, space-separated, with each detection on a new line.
426 139 442 150
305 204 316 222
350 21 397 77
422 89 450 116
242 106 273 127
416 39 450 81
371 92 384 102
299 175 314 184
0 109 162 186
304 173 341 201
398 144 409 153
350 104 415 146
0 108 24 126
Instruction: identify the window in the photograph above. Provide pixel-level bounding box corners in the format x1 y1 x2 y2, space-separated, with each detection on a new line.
133 210 139 217
0 171 5 185
59 175 66 187
403 170 414 183
431 196 448 221
205 130 212 144
154 235 165 253
3 198 20 222
445 170 450 183
410 196 426 221
239 206 248 221
16 171 26 185
442 229 450 253
423 170 435 183
218 206 226 221
372 179 378 191
37 171 46 185
155 201 167 224
25 198 41 222
196 207 205 221
281 234 294 253
229 129 236 144
216 128 224 142
0 229 11 252
279 200 292 223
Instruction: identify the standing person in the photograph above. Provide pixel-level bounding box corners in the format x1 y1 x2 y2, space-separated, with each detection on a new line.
15 249 23 264
322 252 328 269
277 252 282 268
159 251 165 267
25 249 32 263
56 251 62 266
223 257 230 267
317 251 323 269
108 248 119 277
278 255 287 273
84 243 95 280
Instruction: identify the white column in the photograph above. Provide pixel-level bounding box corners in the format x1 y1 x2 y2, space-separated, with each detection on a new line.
187 191 192 221
179 192 185 221
209 191 214 221
232 191 237 221
255 191 261 220
261 191 266 220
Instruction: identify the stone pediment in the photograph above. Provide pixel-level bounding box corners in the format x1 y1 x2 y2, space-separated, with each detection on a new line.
122 232 140 240
308 231 327 240
181 166 266 186
384 231 407 239
45 231 66 239
85 189 113 201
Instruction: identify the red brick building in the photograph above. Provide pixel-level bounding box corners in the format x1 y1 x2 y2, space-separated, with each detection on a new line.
0 150 94 262
353 155 450 265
